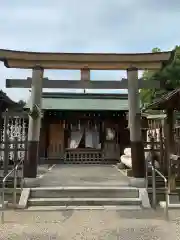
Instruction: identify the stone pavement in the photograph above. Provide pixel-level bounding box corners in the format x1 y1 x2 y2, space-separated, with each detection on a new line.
0 209 180 239
6 165 178 239
36 165 130 187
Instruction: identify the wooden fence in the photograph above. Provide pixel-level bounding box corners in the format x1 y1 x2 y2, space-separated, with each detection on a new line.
143 114 180 180
142 116 167 173
0 110 28 177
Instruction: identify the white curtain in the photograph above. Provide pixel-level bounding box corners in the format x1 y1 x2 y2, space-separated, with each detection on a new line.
69 128 84 149
85 128 99 148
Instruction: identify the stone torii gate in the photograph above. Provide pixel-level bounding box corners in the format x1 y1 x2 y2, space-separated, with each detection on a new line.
0 49 174 182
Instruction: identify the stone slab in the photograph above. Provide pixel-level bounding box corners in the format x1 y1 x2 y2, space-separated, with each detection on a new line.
139 188 151 208
25 205 142 211
18 188 30 209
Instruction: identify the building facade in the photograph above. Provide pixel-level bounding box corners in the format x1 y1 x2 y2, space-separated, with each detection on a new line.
26 92 130 164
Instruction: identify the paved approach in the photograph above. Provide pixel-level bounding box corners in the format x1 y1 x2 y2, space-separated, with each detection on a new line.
36 165 130 187
0 209 180 239
9 165 179 239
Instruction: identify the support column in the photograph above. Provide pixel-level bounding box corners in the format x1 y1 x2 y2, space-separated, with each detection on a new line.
127 68 145 179
24 66 43 178
164 109 174 178
166 109 174 153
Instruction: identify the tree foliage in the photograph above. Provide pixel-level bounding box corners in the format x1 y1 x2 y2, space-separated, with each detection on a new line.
140 45 180 107
17 99 26 107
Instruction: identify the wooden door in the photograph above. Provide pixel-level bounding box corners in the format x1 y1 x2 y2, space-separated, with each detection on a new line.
48 121 64 159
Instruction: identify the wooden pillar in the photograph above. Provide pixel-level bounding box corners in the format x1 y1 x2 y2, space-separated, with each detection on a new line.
164 109 174 177
0 103 4 171
39 115 46 164
127 68 145 178
24 66 43 178
166 109 174 153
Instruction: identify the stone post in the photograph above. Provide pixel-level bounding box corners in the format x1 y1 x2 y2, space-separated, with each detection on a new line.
127 68 145 180
24 66 44 178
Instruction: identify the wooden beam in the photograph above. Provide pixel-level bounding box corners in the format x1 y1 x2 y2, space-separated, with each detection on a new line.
0 49 174 70
6 78 164 89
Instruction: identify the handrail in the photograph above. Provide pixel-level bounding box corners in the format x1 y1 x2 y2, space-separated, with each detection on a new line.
151 166 169 220
145 155 169 220
1 158 24 224
145 156 149 189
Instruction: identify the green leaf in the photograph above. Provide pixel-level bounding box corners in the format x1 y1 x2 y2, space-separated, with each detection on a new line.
140 45 180 106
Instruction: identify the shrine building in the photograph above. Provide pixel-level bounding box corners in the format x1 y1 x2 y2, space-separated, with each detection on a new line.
25 92 130 164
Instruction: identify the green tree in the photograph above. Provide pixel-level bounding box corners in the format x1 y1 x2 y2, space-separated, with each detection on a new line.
140 45 180 107
18 99 26 107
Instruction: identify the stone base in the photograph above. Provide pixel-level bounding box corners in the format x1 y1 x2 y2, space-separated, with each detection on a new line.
129 177 146 188
24 178 40 188
131 141 145 178
24 141 39 178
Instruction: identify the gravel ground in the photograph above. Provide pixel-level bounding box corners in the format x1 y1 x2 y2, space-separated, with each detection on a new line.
0 209 180 239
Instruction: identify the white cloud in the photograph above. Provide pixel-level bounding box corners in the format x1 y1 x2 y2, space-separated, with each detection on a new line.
0 0 179 101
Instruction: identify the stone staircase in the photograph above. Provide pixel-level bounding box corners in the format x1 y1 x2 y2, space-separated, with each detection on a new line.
22 186 148 211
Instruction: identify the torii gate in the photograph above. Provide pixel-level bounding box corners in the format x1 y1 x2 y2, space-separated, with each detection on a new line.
0 49 174 184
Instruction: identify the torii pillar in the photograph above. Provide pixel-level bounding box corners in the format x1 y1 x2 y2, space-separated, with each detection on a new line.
127 68 145 183
24 66 44 178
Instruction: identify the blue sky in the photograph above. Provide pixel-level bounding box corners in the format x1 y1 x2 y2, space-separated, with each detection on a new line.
0 0 179 101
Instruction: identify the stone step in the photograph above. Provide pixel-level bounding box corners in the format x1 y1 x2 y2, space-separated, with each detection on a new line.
26 205 142 211
30 186 139 199
44 159 118 165
28 197 141 207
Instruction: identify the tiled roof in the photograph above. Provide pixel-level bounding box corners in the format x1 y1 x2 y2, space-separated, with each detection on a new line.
26 92 129 111
147 88 180 110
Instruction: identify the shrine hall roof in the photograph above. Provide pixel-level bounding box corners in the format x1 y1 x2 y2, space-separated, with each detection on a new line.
147 88 180 110
25 92 129 111
0 90 18 110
